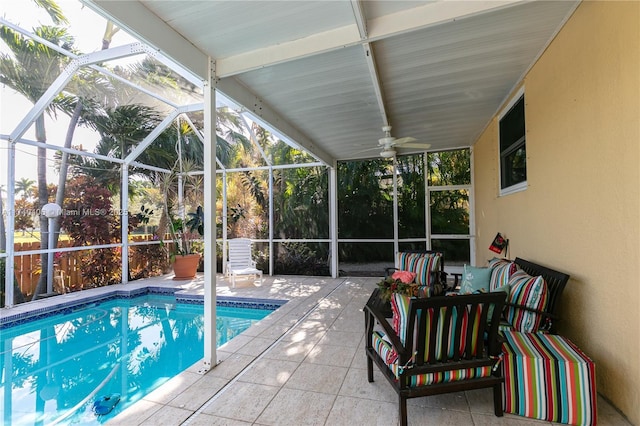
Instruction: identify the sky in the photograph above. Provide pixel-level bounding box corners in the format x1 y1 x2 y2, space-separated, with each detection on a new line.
0 0 138 190
0 0 278 195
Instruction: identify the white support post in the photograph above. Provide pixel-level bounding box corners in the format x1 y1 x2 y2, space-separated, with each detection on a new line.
268 167 274 276
201 57 217 372
121 166 129 284
424 153 432 249
329 163 338 278
469 146 477 265
222 171 228 276
392 157 399 255
177 119 185 220
5 141 16 307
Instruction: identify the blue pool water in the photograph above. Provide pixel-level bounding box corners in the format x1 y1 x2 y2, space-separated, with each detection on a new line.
0 294 277 425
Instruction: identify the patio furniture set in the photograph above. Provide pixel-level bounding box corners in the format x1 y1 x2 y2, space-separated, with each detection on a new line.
365 251 597 426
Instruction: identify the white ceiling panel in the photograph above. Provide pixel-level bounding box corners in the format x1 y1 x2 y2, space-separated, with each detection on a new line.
236 45 384 159
85 0 580 163
140 0 355 59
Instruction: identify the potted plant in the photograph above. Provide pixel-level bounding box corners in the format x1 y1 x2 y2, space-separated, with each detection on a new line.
156 161 205 280
167 214 202 280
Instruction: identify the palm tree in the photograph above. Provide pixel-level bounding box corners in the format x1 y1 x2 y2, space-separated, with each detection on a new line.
0 22 80 299
28 0 68 25
15 177 35 199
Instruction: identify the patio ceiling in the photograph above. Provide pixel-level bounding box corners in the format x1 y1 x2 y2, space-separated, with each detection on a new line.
82 0 579 165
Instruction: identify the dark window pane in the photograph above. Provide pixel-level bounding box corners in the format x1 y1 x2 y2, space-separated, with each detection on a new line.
499 95 526 189
499 97 525 151
501 143 527 189
430 190 470 234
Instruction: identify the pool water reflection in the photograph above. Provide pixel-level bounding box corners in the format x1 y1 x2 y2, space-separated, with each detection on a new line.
0 295 272 425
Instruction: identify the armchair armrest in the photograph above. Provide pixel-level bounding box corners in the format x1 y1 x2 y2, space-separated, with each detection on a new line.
504 302 561 332
451 273 462 287
384 267 399 279
364 289 409 358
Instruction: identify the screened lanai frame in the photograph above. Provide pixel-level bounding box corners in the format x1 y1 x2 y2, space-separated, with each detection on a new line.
0 13 475 316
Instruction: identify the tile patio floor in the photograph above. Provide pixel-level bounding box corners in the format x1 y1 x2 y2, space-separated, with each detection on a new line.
4 273 629 425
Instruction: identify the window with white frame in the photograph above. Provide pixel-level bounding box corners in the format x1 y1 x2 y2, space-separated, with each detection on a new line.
499 91 527 194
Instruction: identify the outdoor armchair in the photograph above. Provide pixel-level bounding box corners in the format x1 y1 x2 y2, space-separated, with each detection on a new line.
364 290 507 426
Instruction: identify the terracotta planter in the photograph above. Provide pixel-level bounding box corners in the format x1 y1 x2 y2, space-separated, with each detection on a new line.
172 254 201 280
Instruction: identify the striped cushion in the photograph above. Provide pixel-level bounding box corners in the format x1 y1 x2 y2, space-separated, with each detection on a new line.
372 331 398 364
488 257 518 291
392 294 483 358
391 293 412 343
396 252 442 286
372 330 494 386
393 364 493 387
419 304 482 360
373 296 500 390
502 331 597 425
505 270 548 333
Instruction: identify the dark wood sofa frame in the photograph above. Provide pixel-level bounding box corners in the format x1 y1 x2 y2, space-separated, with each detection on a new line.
510 257 570 333
364 290 507 426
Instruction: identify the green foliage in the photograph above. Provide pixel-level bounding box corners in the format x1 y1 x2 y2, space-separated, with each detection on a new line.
60 175 143 287
397 154 426 238
130 241 169 279
13 198 35 232
136 204 154 226
337 158 394 262
272 167 329 240
427 150 471 186
0 251 26 307
229 204 246 224
272 242 329 276
185 205 204 236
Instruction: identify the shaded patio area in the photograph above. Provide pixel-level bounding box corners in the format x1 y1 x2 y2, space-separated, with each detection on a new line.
12 273 624 426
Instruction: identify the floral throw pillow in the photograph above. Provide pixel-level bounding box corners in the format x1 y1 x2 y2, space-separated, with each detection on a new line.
459 265 492 294
391 270 417 284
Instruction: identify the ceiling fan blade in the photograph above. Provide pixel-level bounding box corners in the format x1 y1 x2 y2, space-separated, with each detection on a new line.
359 146 382 152
399 142 432 149
392 136 417 146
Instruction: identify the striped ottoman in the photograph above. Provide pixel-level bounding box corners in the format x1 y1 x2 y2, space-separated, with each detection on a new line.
502 330 597 425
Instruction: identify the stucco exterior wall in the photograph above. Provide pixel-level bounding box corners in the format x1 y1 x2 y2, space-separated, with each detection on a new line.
473 1 639 423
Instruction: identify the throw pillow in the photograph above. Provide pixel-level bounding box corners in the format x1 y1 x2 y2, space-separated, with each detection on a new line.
391 270 417 284
504 269 549 332
396 252 442 286
458 265 492 294
391 292 412 344
488 257 518 291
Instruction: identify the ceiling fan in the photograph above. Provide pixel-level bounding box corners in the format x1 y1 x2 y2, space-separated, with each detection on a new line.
377 126 431 158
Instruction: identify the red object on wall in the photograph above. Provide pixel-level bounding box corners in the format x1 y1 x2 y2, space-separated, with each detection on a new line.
489 233 508 254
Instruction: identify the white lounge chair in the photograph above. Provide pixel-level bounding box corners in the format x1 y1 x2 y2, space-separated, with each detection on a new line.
226 238 263 288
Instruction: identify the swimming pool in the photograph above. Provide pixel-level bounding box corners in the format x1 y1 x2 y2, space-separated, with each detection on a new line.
0 292 284 425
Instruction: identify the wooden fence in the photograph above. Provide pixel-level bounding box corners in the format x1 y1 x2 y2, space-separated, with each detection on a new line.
12 235 168 298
